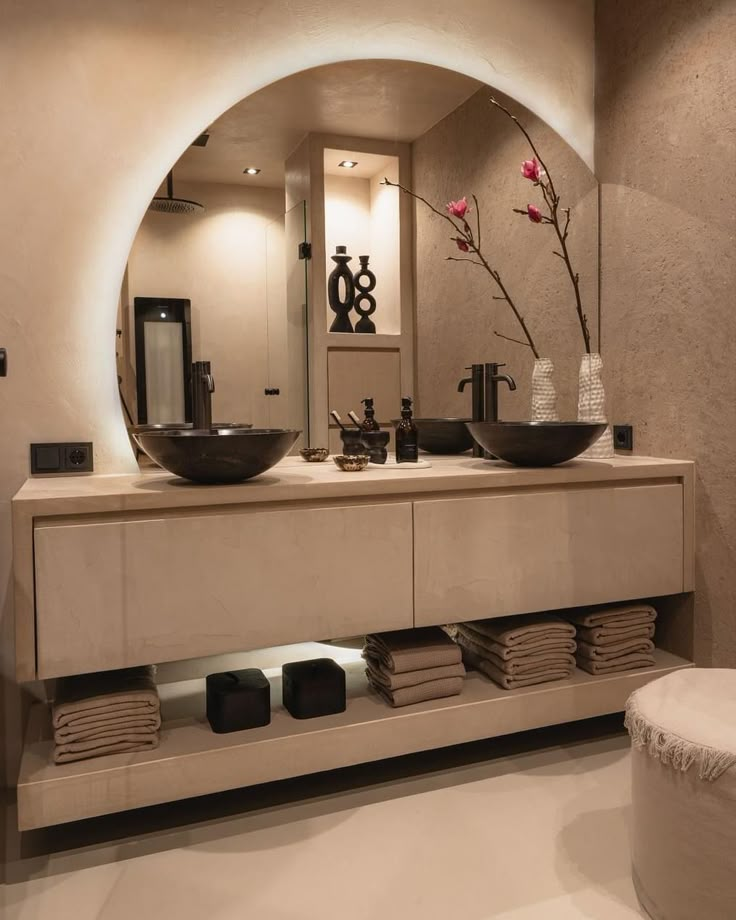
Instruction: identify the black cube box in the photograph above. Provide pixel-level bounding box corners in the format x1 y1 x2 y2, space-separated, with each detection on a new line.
206 668 271 733
282 658 346 720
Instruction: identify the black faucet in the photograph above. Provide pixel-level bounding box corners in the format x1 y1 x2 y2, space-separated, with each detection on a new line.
192 360 215 430
459 362 516 458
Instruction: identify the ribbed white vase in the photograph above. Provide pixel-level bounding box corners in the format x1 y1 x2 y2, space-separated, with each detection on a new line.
531 358 559 422
577 352 614 458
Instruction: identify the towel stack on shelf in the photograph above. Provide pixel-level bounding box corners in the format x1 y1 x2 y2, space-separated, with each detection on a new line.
452 614 577 690
52 666 161 764
568 604 657 675
363 627 465 707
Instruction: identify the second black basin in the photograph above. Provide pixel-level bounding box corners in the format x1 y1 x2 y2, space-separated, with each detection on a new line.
466 421 607 467
391 418 474 454
136 428 300 484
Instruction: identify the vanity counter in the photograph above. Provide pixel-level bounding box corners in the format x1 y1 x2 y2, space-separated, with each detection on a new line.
13 453 695 829
13 453 693 514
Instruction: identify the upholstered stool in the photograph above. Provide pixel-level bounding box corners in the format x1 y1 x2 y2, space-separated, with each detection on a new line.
625 668 736 920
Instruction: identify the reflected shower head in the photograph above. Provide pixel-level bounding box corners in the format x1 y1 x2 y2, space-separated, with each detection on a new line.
149 170 204 214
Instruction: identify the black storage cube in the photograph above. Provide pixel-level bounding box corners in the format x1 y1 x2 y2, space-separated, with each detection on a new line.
282 658 346 719
206 668 271 733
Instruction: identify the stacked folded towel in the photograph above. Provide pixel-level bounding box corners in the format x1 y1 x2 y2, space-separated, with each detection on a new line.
52 666 161 764
567 604 657 675
453 614 577 690
363 627 465 707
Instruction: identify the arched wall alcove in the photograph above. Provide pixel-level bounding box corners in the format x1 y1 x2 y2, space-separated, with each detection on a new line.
0 0 594 481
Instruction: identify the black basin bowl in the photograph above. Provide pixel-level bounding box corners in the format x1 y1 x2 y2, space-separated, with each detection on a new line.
391 418 474 454
466 421 607 467
136 428 300 484
129 421 251 446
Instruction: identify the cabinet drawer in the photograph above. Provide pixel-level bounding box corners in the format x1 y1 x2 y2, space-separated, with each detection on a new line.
35 502 413 678
414 484 684 626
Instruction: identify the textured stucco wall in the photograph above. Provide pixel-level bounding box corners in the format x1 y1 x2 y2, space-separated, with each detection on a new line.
596 0 736 665
413 88 599 420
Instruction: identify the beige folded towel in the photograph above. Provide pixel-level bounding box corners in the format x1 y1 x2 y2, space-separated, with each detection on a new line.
576 653 655 675
365 658 466 691
462 649 572 690
363 628 461 674
53 666 160 732
576 637 655 661
368 676 464 707
576 623 655 645
55 719 161 744
54 733 159 764
460 614 575 647
454 632 575 675
567 603 657 628
457 624 577 660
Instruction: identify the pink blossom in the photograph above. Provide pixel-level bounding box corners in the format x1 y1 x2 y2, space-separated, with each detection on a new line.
454 238 470 252
521 158 542 181
527 204 543 223
447 197 470 218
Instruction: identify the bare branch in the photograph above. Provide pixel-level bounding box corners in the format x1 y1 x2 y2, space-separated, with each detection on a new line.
494 331 535 349
445 257 485 267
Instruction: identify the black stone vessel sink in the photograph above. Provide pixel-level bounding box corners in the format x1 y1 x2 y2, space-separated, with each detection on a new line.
136 428 300 484
391 418 474 454
466 421 607 467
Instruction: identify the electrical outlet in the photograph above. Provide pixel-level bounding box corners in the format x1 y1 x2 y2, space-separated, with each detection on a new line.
31 442 93 474
613 425 633 452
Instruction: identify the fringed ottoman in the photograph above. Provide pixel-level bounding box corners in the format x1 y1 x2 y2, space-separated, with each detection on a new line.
625 668 736 920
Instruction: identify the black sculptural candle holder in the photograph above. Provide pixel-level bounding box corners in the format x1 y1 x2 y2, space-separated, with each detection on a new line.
353 255 377 334
328 245 355 333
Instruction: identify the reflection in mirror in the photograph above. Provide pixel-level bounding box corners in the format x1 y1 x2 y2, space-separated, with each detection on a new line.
116 60 598 467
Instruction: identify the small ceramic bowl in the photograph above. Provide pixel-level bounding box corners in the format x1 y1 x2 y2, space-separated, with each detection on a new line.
333 454 370 472
300 447 329 463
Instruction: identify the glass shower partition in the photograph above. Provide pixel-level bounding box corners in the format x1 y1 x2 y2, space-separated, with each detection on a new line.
264 200 309 449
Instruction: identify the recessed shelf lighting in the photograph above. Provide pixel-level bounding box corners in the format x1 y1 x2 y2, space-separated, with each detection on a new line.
338 160 358 169
243 167 261 175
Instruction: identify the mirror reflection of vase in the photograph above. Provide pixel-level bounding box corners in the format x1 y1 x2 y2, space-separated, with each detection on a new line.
353 255 377 334
328 246 355 333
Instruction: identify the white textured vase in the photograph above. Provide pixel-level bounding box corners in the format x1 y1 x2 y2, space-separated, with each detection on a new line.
577 352 614 458
531 358 559 422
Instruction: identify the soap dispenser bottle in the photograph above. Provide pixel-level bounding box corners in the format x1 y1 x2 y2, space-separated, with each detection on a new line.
395 396 418 463
359 397 380 432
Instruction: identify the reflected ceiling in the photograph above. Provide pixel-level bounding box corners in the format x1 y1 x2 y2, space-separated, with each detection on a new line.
175 60 481 188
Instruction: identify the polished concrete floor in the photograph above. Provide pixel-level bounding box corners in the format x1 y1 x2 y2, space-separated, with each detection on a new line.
3 717 645 919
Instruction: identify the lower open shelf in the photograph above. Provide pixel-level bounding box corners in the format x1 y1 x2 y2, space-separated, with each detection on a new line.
18 650 692 829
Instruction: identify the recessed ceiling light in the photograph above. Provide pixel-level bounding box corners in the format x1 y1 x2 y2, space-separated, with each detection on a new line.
339 160 358 169
243 167 261 175
191 133 210 148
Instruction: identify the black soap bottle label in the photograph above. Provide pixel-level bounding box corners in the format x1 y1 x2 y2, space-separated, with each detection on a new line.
396 396 418 463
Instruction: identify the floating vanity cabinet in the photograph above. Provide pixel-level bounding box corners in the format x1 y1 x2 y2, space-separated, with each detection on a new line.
13 456 695 829
414 483 686 626
33 502 414 679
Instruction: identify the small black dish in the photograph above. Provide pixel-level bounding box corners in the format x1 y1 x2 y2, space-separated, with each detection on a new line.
282 658 346 719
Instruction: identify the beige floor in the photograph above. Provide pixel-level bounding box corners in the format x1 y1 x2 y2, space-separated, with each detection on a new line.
2 719 644 919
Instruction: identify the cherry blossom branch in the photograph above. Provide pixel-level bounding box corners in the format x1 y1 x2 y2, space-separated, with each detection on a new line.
490 96 592 354
383 177 541 359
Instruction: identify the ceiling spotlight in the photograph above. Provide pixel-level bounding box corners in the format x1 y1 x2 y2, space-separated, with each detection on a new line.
339 160 358 169
191 133 210 148
243 167 261 175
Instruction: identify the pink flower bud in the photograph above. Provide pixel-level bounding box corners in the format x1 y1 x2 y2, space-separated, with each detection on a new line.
527 204 543 223
447 197 470 218
521 158 542 181
454 238 470 252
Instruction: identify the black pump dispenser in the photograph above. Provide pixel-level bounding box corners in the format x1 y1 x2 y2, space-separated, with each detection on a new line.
395 396 418 463
360 397 380 432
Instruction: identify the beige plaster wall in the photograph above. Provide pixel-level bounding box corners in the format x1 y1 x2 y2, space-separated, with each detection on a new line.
127 181 285 426
0 0 594 869
412 88 599 420
596 0 736 666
